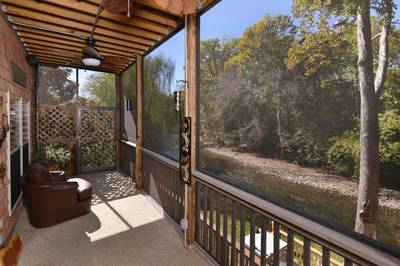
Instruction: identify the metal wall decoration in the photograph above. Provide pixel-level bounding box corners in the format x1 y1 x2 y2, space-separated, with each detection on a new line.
79 107 116 172
179 116 191 184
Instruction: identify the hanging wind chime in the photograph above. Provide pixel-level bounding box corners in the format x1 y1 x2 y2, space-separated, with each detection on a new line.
174 81 191 185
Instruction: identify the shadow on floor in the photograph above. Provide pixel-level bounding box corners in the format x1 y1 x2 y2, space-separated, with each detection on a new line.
16 171 210 266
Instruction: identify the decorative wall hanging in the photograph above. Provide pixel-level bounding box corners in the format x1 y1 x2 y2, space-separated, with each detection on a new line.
174 81 191 185
0 162 6 181
0 96 9 147
180 116 191 184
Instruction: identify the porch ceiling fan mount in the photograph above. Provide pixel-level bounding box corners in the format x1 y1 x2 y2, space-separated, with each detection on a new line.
100 0 202 16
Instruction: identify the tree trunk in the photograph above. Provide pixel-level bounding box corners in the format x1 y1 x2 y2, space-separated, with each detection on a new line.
276 82 283 159
354 0 380 238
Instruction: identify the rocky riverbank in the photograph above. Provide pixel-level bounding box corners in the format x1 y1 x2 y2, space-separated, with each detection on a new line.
205 147 400 210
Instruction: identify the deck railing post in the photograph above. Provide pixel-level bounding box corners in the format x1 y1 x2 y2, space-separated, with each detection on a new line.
185 12 198 246
135 55 143 190
115 73 121 170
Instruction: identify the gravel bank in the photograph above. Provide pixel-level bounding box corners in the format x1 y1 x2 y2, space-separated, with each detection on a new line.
205 147 400 210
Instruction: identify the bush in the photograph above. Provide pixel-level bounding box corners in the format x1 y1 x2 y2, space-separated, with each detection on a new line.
281 129 327 166
327 129 359 179
328 111 400 186
33 143 72 171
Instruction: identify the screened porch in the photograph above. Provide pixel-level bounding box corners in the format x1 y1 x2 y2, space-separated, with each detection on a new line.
0 0 399 266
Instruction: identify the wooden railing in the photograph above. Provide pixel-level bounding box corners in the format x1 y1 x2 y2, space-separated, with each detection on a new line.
139 148 400 266
142 150 185 225
194 174 400 266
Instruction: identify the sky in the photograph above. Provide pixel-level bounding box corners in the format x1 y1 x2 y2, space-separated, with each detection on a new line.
140 0 400 91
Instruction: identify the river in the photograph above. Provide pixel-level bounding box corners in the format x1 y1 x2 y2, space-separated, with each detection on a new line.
199 149 400 251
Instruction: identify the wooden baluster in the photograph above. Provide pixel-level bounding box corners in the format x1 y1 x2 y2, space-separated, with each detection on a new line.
231 203 237 266
222 196 228 265
203 186 208 249
240 207 246 266
195 182 201 242
260 216 267 266
216 192 221 263
287 229 294 266
273 222 280 266
209 190 214 255
250 212 256 266
322 247 330 266
303 238 311 266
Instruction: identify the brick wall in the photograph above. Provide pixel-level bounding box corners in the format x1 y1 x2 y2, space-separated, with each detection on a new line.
0 14 34 244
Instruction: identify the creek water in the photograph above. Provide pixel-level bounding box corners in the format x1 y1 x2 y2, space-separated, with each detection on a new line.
199 149 400 251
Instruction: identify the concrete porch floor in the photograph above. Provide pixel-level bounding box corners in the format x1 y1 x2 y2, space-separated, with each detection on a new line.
16 171 212 266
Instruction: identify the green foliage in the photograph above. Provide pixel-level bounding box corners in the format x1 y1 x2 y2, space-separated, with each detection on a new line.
81 72 116 106
328 128 360 178
328 111 400 185
39 66 77 105
143 53 179 160
34 143 72 171
281 129 328 166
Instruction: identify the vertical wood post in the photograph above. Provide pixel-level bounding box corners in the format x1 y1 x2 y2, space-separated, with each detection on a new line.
186 12 198 246
135 55 143 190
115 73 121 170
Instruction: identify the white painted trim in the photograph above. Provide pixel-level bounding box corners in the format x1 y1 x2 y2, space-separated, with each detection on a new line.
18 98 23 176
6 92 11 216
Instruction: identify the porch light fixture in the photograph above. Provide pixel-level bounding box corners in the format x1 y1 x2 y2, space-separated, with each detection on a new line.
82 57 101 67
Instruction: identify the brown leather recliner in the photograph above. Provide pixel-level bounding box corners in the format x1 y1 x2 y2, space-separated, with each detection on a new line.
21 163 92 228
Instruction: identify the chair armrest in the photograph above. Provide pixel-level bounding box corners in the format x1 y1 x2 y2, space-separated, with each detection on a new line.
50 171 66 182
50 181 78 191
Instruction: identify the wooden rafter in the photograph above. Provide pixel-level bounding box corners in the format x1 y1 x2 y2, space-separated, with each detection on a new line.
0 0 212 72
3 1 164 41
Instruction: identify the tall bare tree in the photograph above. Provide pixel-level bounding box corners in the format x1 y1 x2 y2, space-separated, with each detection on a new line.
355 0 394 237
293 0 395 237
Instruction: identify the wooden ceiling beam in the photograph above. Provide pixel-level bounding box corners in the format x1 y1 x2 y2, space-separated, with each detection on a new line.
38 59 121 73
4 8 156 46
36 0 174 34
2 1 164 41
27 48 130 68
84 0 180 27
14 24 148 51
22 38 135 58
26 47 82 58
36 56 122 70
36 55 127 70
18 31 143 54
23 39 84 53
25 43 83 55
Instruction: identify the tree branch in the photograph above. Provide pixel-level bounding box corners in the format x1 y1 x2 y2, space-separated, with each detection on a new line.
374 22 390 97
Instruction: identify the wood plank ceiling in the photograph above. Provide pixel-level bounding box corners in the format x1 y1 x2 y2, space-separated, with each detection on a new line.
0 0 189 73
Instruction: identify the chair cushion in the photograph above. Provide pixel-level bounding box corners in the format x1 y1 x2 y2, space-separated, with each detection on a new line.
67 178 92 201
27 163 52 184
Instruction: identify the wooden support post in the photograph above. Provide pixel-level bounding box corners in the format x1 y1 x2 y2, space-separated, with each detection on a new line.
135 55 143 190
115 73 121 170
186 12 198 247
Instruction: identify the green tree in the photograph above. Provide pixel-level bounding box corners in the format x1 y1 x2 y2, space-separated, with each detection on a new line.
143 53 179 159
293 0 396 238
81 72 116 106
39 66 77 105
